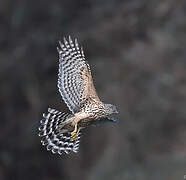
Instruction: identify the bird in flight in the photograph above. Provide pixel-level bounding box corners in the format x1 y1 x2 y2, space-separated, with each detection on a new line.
39 36 118 155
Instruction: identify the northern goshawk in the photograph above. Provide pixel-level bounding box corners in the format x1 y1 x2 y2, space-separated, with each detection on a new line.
39 37 118 155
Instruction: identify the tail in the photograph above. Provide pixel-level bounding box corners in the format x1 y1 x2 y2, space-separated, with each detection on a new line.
38 108 81 155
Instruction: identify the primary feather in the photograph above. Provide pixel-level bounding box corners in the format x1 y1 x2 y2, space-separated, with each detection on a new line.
57 37 92 113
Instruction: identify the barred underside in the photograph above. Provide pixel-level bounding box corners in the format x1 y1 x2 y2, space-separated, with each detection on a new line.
38 108 81 154
57 36 91 114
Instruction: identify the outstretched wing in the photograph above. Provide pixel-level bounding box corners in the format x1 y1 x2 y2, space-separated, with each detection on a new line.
57 37 100 114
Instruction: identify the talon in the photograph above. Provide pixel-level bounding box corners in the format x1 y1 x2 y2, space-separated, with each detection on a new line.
71 123 78 140
71 131 77 140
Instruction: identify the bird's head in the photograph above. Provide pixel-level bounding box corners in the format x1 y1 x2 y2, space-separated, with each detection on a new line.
104 104 118 123
104 104 118 114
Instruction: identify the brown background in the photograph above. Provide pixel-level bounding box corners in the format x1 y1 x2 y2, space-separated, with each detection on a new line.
0 0 186 180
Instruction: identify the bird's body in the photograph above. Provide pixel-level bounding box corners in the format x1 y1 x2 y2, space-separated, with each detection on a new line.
39 37 118 154
60 98 113 130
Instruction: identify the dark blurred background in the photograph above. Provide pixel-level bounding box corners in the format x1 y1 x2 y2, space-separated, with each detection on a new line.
1 0 186 180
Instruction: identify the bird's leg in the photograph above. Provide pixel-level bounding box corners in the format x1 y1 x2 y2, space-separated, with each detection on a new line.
77 127 81 134
71 123 78 140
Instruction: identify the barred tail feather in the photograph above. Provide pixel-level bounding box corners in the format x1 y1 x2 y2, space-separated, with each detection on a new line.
38 108 81 154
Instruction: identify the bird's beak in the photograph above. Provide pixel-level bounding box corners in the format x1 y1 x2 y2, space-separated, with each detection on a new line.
108 117 117 123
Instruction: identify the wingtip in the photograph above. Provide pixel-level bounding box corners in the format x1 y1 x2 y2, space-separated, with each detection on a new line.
68 35 72 42
57 47 61 54
58 40 63 48
75 38 78 45
63 37 68 44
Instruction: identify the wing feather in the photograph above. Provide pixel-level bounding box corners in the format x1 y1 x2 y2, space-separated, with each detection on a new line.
57 36 100 114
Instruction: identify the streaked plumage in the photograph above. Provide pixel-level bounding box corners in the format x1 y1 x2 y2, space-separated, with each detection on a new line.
39 36 118 155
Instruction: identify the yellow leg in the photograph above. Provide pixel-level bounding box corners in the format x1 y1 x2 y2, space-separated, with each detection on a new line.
71 123 78 140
